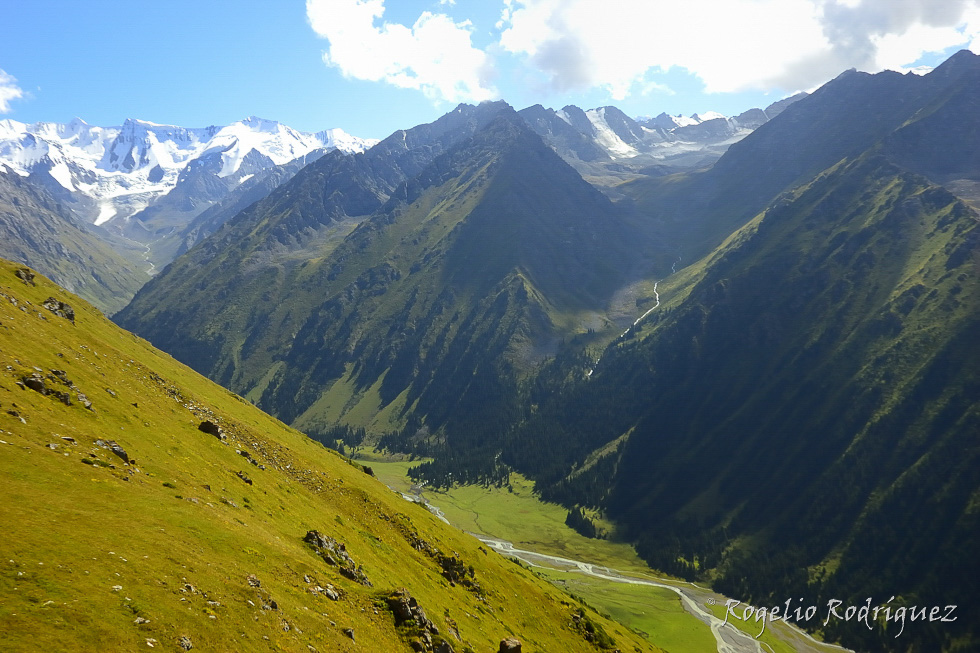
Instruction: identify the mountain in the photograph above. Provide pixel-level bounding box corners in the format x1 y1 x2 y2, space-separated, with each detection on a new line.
519 94 808 185
0 258 659 653
0 165 146 314
115 104 650 474
618 51 980 269
0 116 376 266
494 51 980 652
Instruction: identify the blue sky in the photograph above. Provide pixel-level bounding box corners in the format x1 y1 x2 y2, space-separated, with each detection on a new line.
2 0 979 140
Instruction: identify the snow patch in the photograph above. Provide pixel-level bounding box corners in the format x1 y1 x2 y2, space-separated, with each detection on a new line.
48 160 76 191
585 108 637 158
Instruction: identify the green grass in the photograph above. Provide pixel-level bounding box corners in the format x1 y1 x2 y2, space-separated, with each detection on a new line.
534 569 716 653
371 463 653 575
0 260 662 653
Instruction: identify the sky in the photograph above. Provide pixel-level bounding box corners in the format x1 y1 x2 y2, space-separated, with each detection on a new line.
1 0 979 140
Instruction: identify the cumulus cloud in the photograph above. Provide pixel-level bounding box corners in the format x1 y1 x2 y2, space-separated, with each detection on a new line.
0 69 24 113
307 0 980 106
306 0 496 103
776 0 980 87
497 0 980 98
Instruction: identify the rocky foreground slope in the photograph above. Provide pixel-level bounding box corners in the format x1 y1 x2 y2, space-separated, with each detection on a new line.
0 259 658 653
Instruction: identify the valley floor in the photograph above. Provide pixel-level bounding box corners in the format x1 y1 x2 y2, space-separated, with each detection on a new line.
366 458 850 653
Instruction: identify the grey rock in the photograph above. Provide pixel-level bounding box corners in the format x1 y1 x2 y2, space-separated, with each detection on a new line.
41 297 75 323
14 268 35 285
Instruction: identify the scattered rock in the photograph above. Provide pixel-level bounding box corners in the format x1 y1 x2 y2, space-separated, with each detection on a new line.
387 589 452 651
236 470 253 485
177 635 193 650
95 439 130 463
14 268 35 285
134 616 150 625
303 530 371 586
247 574 261 588
41 297 75 324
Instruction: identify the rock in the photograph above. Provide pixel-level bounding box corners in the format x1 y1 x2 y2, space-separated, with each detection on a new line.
499 638 522 653
23 374 46 393
247 574 261 588
342 628 355 642
134 616 150 624
41 297 75 323
110 443 129 463
198 420 223 439
434 641 454 653
177 635 193 650
236 470 253 485
14 268 35 285
303 530 371 585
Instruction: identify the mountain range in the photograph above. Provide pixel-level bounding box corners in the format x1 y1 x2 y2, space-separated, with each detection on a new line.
3 49 980 652
0 116 376 264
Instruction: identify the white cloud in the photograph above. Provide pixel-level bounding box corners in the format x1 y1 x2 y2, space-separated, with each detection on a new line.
306 0 496 103
497 0 980 99
0 69 24 113
307 0 980 107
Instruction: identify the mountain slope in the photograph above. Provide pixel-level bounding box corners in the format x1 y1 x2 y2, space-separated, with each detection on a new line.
620 50 980 269
116 108 648 460
504 143 980 651
0 258 659 653
519 95 808 188
0 166 145 314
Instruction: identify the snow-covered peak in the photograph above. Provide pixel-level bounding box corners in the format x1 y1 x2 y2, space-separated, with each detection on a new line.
584 108 637 159
0 116 375 225
691 111 726 123
316 127 379 154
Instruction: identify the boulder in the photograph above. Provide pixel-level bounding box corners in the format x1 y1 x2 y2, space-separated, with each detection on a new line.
41 297 75 323
499 638 522 652
14 268 35 285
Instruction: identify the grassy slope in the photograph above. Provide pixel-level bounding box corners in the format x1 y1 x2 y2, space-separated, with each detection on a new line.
0 260 660 653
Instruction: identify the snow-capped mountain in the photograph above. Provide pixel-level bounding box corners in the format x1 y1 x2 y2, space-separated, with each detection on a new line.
521 94 809 178
0 117 377 227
